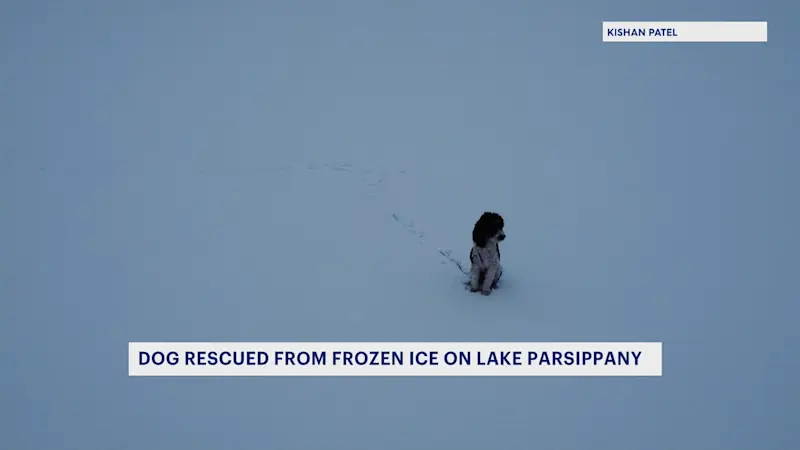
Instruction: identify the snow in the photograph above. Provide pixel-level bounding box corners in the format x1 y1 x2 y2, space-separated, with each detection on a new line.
2 2 798 449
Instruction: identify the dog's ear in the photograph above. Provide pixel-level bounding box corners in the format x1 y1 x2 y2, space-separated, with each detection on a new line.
472 221 489 247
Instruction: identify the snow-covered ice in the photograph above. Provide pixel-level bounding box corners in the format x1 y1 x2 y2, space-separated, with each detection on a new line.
2 2 798 449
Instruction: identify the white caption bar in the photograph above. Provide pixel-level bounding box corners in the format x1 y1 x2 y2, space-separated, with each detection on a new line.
128 342 663 377
603 21 768 43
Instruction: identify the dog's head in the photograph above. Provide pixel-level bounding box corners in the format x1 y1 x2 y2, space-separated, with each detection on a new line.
472 211 506 248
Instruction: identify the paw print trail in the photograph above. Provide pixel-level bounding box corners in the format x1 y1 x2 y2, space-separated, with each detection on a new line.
297 160 470 279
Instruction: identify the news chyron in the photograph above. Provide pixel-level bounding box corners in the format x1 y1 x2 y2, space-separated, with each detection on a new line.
603 21 768 43
128 342 663 377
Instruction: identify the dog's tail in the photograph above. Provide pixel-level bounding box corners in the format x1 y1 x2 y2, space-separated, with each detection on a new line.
438 249 470 275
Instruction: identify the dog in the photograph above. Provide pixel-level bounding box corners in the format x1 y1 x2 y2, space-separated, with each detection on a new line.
469 212 505 295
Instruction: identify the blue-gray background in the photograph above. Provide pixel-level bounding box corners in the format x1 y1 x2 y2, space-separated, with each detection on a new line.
2 1 798 449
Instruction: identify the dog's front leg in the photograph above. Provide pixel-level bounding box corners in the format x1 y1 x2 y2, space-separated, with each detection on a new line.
481 265 498 295
469 264 482 292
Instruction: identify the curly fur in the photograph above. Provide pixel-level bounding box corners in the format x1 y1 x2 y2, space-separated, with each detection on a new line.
469 212 505 295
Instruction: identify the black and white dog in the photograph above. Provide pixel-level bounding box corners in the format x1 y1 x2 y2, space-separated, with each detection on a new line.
469 212 505 295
